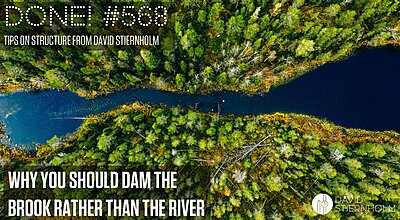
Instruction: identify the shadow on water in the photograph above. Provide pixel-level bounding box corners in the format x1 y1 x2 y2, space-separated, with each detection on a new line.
0 47 399 147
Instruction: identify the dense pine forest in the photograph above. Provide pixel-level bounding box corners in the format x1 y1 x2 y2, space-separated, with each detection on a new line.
1 0 399 96
1 0 400 219
2 103 400 219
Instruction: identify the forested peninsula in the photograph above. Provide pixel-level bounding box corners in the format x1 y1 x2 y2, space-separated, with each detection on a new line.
1 0 399 96
2 103 400 219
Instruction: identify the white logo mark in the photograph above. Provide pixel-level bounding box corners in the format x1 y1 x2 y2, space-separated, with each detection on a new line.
312 193 333 215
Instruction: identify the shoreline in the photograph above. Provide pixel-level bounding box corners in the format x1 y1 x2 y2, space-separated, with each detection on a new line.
1 43 399 99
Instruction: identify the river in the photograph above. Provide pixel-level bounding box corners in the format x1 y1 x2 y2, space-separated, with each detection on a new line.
0 47 399 147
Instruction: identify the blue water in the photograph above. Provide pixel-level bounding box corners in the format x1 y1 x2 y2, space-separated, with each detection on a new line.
0 47 399 147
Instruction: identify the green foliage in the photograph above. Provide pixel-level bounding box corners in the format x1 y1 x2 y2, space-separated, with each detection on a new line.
2 0 398 95
337 10 357 27
44 69 68 88
227 15 245 37
97 131 113 152
296 39 315 57
355 143 386 158
203 66 215 79
324 4 341 18
244 23 260 40
175 73 186 88
282 7 301 29
46 135 60 147
180 29 198 51
117 50 129 61
197 10 207 23
140 50 158 71
3 104 399 219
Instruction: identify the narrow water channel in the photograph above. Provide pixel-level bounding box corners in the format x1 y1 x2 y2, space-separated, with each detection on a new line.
1 47 399 147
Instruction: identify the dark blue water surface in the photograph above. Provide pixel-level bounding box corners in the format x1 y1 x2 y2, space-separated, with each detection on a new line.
1 47 399 147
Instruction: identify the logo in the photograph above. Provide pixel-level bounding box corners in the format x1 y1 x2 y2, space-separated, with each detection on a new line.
312 194 333 215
